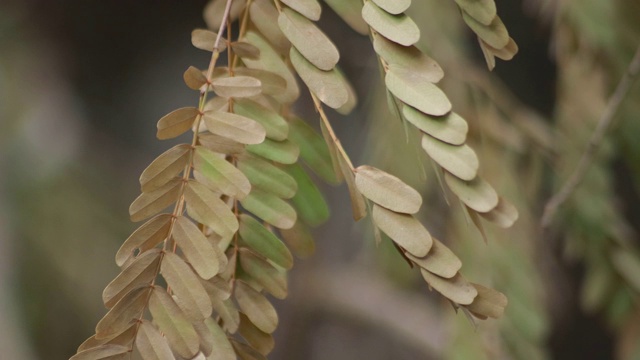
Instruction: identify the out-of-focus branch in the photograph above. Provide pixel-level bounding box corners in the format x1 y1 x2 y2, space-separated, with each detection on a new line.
542 43 640 227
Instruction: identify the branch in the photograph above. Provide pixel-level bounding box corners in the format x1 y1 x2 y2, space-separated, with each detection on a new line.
542 43 640 227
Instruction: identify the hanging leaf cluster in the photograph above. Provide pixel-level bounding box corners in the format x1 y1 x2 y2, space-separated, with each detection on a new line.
72 0 519 358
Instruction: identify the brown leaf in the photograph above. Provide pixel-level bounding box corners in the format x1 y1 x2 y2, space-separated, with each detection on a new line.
116 214 172 267
148 287 199 359
70 344 130 360
172 216 222 280
405 238 462 279
463 283 508 318
355 165 422 214
184 180 238 238
444 173 499 213
156 107 200 140
161 252 213 321
184 66 208 90
239 248 288 299
96 286 150 340
191 29 218 52
136 320 176 360
420 270 478 305
129 178 182 222
371 204 432 257
234 281 278 334
102 249 161 308
140 144 191 193
238 313 275 356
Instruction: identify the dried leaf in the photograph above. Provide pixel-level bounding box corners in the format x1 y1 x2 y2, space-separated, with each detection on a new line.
444 173 498 213
239 248 288 299
249 0 291 54
372 204 432 257
238 155 297 199
405 238 462 279
203 0 246 30
161 252 213 321
323 0 368 35
421 134 479 181
136 320 176 360
335 67 358 115
455 0 496 26
319 119 344 183
234 67 287 96
238 313 275 356
373 34 444 84
420 270 478 305
199 133 245 155
281 0 321 21
372 0 410 15
240 189 297 230
362 1 419 46
230 339 267 360
203 318 236 360
96 286 150 339
278 8 339 71
462 12 509 49
116 214 171 267
235 281 278 333
234 99 289 141
231 41 260 60
464 283 508 318
157 107 200 140
201 276 232 302
77 325 136 352
280 220 316 259
148 287 199 359
355 165 422 214
288 117 337 183
289 47 349 109
482 37 519 61
479 196 518 228
211 297 240 333
338 153 367 221
191 29 218 52
184 66 208 90
70 345 130 360
103 249 161 308
246 138 299 165
210 76 262 98
402 106 468 146
238 214 293 269
129 178 182 222
173 216 221 280
386 66 451 116
193 146 251 199
140 144 191 193
284 163 330 226
185 180 238 238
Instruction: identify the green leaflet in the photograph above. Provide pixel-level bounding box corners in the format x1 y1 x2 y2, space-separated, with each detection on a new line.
287 116 338 184
234 98 289 141
283 163 330 227
240 189 297 230
238 214 294 269
239 248 288 299
238 154 298 199
246 138 300 165
193 146 251 199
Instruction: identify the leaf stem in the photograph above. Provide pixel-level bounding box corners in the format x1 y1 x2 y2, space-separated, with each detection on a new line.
309 91 355 170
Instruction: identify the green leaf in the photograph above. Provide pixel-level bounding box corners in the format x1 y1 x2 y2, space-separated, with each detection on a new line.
234 99 289 141
278 8 340 71
444 173 499 213
161 252 213 321
354 165 422 214
279 220 316 259
148 287 199 359
172 216 222 280
240 189 297 230
421 134 478 181
140 144 191 193
362 1 419 46
323 0 368 35
455 0 496 26
402 106 468 145
239 248 288 299
238 214 293 269
193 146 251 199
246 138 299 165
283 163 330 226
238 155 297 199
420 270 478 305
462 12 509 49
372 0 410 15
102 249 161 308
386 66 451 116
184 180 239 238
116 214 172 267
405 238 462 279
373 35 444 84
234 281 278 334
156 107 199 140
372 204 432 257
211 76 262 98
281 0 321 21
288 117 337 183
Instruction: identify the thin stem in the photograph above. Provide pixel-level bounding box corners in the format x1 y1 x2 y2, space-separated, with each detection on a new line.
309 91 355 170
542 43 640 227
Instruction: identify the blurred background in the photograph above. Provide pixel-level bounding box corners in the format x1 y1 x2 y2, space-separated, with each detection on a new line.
1 0 639 359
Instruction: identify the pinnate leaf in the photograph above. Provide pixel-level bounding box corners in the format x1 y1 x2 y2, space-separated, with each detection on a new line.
288 117 337 184
238 155 297 199
129 178 182 222
246 138 299 165
249 0 290 54
405 238 462 279
116 214 172 267
284 163 330 226
191 29 218 51
70 345 130 360
239 248 288 299
203 110 267 145
372 0 410 15
234 99 289 141
444 173 499 213
479 196 518 228
373 35 444 84
386 66 451 117
455 0 496 26
402 106 468 146
462 12 509 49
323 0 368 35
203 317 236 360
281 0 321 21
96 286 150 340
184 66 208 90
240 189 297 230
161 252 213 321
211 76 262 98
464 283 508 319
420 270 478 305
238 313 275 356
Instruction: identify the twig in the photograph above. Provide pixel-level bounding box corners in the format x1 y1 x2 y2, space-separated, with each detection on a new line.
541 43 640 227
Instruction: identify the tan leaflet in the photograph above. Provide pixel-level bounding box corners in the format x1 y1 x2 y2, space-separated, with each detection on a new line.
148 287 200 359
371 204 432 257
102 249 161 308
161 252 213 321
136 320 176 360
172 216 221 280
355 165 422 214
234 281 278 334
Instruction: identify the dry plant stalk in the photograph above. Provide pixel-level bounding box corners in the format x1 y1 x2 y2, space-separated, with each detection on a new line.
71 0 519 358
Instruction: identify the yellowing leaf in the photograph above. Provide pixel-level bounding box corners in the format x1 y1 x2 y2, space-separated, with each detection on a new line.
289 47 349 109
278 8 339 71
355 165 422 214
140 144 191 193
462 12 509 49
239 248 288 299
203 318 236 360
238 313 275 356
455 0 496 26
479 196 519 228
246 138 299 165
234 99 289 141
421 134 479 181
249 0 290 54
372 204 432 257
235 281 278 334
372 0 410 15
405 238 462 279
444 173 499 213
240 189 297 230
281 0 321 21
280 221 316 259
70 345 130 360
284 163 330 226
373 34 444 84
464 283 508 319
362 1 419 46
323 0 368 35
238 214 293 269
191 29 218 52
103 249 161 308
148 287 199 359
96 286 150 340
193 146 251 199
157 107 200 140
161 252 213 321
420 270 478 305
288 117 337 184
184 180 238 238
116 214 172 267
238 155 297 199
210 76 262 98
173 216 221 280
136 320 176 360
402 106 468 146
386 66 451 116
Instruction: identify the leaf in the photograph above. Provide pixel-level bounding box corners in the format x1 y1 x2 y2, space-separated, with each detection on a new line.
479 196 519 228
462 12 509 49
288 117 337 183
373 34 444 84
289 47 349 109
362 1 419 46
140 144 191 193
281 0 321 21
161 252 213 321
405 238 462 279
136 320 176 360
210 76 262 98
238 155 297 199
77 325 137 352
230 339 267 360
191 29 218 52
444 173 499 213
249 0 291 54
157 107 200 140
184 66 208 90
116 214 172 267
239 248 288 299
234 67 287 96
234 281 278 333
96 286 150 339
148 287 200 359
240 189 297 230
211 297 240 333
173 216 221 280
242 31 299 103
283 163 330 226
611 248 640 292
70 345 130 360
464 284 508 319
323 0 368 35
238 313 275 356
372 0 410 15
485 37 519 61
335 67 358 115
246 138 299 165
278 8 339 71
355 165 422 214
103 249 161 308
402 106 468 146
337 153 367 221
203 318 236 360
199 133 246 155
203 0 246 30
280 221 316 259
234 99 289 141
184 180 238 238
421 134 479 181
420 270 478 305
319 119 344 183
129 178 182 222
455 0 496 26
238 214 293 269
193 146 251 199
385 66 451 116
201 276 232 302
231 41 261 60
372 204 432 257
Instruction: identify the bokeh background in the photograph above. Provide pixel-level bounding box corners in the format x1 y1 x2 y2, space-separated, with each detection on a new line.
1 0 640 359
